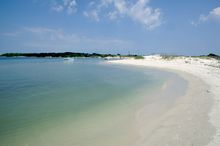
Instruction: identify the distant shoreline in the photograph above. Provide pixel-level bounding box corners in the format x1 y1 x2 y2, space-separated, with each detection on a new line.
0 52 145 60
1 52 219 61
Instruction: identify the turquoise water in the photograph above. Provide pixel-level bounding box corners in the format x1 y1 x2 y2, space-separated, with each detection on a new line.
0 57 185 146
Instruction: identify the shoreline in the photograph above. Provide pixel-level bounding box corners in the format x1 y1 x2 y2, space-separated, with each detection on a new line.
108 55 220 146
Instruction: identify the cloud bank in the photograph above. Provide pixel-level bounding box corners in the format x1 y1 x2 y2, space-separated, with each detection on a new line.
52 0 77 15
84 0 162 30
51 0 162 30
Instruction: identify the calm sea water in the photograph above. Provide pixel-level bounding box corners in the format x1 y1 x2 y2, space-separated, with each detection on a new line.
0 57 186 146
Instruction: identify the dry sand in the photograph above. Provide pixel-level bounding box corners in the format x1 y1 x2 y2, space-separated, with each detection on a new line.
108 55 220 146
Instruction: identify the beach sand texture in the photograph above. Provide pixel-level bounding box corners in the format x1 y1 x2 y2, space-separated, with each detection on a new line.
109 55 220 146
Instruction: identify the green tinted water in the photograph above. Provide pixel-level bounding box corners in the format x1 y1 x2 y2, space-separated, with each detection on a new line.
0 58 185 146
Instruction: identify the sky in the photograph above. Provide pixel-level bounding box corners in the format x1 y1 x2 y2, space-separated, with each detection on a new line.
0 0 220 55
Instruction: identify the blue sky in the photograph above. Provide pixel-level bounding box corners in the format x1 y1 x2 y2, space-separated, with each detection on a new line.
0 0 220 55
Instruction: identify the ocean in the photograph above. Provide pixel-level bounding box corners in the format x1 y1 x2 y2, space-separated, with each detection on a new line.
0 57 187 146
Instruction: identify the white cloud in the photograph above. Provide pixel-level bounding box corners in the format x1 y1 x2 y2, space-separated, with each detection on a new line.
192 6 220 26
24 27 55 34
52 4 63 12
83 0 162 30
190 21 198 27
83 10 100 21
22 27 130 49
201 7 220 21
113 0 127 14
108 11 118 20
129 0 162 30
208 7 220 19
50 0 162 29
65 0 77 14
0 32 20 37
24 27 74 41
51 0 77 15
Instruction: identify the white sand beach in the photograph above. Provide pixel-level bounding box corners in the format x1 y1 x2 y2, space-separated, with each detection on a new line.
108 55 220 146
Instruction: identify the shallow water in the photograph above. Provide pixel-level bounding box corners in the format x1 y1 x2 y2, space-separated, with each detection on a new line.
0 57 187 146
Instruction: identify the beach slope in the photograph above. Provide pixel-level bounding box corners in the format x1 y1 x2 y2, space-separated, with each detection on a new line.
108 55 220 146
